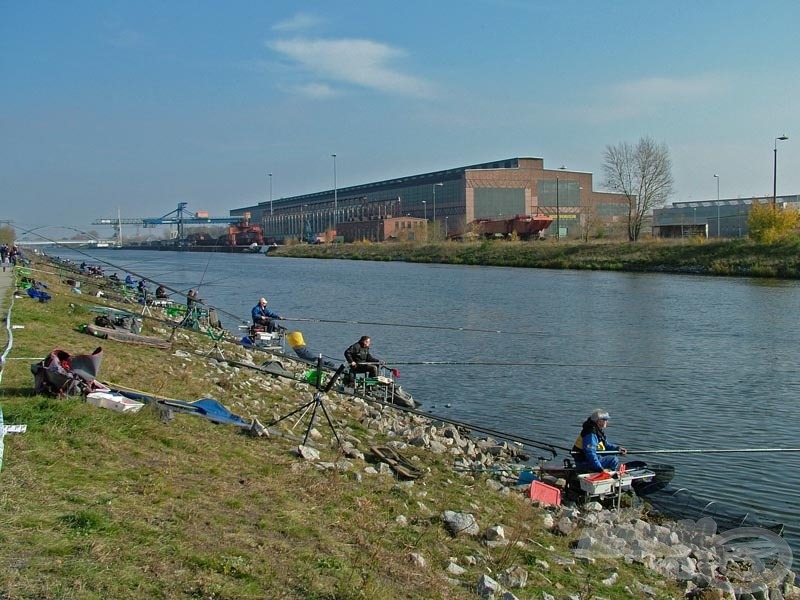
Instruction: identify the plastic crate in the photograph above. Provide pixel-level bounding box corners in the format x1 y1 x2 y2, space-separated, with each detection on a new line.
86 392 145 413
529 480 562 505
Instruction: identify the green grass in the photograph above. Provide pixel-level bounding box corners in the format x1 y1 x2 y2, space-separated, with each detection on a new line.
271 238 800 278
0 257 686 599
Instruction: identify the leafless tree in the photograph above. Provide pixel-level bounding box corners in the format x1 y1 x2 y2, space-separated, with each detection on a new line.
602 136 674 241
579 203 604 242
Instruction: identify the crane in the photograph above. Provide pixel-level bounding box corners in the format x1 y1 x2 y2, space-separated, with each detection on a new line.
92 202 240 241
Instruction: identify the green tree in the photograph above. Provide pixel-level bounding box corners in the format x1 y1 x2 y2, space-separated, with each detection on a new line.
602 136 674 242
747 201 799 243
0 224 15 246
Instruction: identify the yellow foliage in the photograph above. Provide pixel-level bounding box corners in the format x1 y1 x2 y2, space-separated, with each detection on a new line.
747 203 799 243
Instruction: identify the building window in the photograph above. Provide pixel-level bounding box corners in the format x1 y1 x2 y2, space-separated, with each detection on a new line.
474 188 525 219
538 180 580 207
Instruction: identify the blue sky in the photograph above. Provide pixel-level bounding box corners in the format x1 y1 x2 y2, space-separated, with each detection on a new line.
2 1 799 235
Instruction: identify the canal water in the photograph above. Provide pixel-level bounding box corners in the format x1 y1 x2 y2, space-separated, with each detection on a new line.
55 248 800 562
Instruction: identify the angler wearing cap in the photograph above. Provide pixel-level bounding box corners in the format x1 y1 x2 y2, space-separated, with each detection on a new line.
571 409 627 473
251 297 284 333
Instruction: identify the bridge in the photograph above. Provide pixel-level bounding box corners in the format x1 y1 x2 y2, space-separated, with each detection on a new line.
16 239 119 248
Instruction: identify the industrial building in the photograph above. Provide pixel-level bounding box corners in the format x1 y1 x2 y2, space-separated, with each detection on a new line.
652 194 800 238
231 157 631 243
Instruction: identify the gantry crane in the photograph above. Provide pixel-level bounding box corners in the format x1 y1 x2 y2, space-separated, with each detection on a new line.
92 202 240 241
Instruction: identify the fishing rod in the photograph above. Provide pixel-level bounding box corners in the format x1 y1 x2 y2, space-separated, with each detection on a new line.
226 356 570 457
603 447 800 455
29 233 252 326
284 317 544 336
391 360 689 370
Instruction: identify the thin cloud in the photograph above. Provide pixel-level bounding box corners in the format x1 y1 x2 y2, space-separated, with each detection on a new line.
272 13 323 33
565 73 728 123
289 82 339 99
610 74 723 101
268 37 434 98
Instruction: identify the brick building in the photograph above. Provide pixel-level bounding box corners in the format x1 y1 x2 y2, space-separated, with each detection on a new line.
231 157 629 243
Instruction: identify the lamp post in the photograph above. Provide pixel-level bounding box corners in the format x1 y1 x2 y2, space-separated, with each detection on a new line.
445 216 448 238
268 173 273 215
714 174 720 237
555 177 560 241
432 182 443 237
773 135 789 207
331 153 338 230
422 200 427 220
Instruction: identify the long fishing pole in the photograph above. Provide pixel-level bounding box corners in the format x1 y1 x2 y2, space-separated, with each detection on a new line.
225 357 570 456
615 447 800 455
284 317 544 336
391 360 688 370
30 233 251 326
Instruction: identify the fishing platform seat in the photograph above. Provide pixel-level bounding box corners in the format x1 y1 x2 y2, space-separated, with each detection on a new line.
577 467 656 505
239 324 285 352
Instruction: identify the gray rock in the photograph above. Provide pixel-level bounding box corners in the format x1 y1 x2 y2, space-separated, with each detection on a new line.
409 552 426 568
297 445 319 461
498 565 528 588
446 562 466 576
484 525 506 541
476 574 501 598
442 510 480 536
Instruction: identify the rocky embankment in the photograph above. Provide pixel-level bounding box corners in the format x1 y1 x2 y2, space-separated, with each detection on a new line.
205 342 799 600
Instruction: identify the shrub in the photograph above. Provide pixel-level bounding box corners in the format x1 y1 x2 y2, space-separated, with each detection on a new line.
748 202 799 243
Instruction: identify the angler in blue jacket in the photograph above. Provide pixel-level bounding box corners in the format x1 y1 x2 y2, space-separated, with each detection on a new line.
251 297 283 333
571 409 627 473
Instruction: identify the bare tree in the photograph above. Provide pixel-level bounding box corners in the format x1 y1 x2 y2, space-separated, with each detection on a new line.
579 203 604 242
602 136 674 241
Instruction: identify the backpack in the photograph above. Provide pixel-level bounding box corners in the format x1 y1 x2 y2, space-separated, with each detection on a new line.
31 347 105 398
94 315 115 328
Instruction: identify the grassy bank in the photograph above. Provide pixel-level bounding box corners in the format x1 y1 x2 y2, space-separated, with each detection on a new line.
269 238 800 279
1 259 685 599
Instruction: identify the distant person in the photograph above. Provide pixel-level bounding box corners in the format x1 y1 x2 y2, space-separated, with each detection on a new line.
155 285 169 299
251 297 283 332
109 272 121 283
571 409 627 473
344 335 383 377
186 289 199 310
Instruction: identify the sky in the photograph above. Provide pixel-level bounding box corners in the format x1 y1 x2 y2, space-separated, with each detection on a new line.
2 0 799 238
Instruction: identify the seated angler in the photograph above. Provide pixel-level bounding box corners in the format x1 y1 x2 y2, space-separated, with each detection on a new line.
155 285 169 299
251 297 284 333
571 409 627 473
344 335 383 378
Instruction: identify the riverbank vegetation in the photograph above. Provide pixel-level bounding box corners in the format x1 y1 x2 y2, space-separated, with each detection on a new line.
270 237 800 279
0 257 689 599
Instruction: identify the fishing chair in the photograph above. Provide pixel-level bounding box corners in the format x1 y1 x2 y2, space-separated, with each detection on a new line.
204 327 227 360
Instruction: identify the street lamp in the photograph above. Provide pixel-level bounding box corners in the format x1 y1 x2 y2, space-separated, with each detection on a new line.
555 176 560 241
714 174 720 237
422 200 427 220
269 173 273 215
331 154 338 229
432 182 443 225
445 216 449 238
773 135 789 207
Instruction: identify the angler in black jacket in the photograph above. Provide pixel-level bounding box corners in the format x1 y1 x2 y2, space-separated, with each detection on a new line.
344 336 382 377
